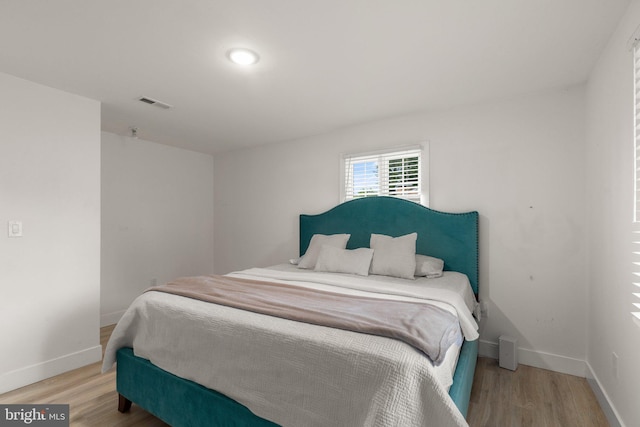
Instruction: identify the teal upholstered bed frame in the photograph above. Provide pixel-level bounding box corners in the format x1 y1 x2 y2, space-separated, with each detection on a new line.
299 196 479 294
116 196 479 425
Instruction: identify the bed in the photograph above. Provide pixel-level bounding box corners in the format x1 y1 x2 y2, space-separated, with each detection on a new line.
102 196 479 427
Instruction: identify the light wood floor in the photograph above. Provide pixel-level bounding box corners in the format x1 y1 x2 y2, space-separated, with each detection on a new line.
466 357 609 427
0 325 609 427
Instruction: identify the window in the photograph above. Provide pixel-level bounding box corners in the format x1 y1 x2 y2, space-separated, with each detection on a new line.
635 39 640 223
342 145 426 204
632 37 640 323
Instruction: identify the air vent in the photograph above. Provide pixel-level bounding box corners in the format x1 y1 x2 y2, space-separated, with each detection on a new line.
138 96 172 109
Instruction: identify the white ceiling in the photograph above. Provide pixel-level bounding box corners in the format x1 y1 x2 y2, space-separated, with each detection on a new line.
0 1 630 154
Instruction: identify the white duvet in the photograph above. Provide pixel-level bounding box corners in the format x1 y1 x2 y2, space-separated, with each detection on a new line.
103 265 478 427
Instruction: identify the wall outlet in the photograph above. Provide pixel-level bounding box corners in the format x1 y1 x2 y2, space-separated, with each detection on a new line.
612 352 619 379
480 300 488 317
8 221 23 237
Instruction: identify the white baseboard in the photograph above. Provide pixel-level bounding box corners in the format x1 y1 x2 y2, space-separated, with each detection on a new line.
100 309 125 327
478 339 586 377
478 339 499 359
585 363 625 427
0 345 102 394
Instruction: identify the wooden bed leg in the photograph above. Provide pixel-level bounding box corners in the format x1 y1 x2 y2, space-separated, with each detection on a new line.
118 394 132 413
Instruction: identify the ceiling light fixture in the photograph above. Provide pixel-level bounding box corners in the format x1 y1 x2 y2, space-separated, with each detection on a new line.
227 48 260 66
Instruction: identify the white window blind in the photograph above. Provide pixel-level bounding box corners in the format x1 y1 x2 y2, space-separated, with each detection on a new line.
343 146 422 203
632 39 640 322
635 40 640 223
633 230 640 322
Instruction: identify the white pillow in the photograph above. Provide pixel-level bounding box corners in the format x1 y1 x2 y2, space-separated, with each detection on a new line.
369 233 417 279
415 254 444 278
297 234 350 269
314 246 374 276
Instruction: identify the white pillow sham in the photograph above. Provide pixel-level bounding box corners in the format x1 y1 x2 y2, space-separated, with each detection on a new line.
369 232 417 280
415 254 444 278
314 245 374 276
297 233 350 269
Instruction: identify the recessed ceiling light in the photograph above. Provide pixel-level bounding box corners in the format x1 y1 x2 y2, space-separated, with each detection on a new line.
227 48 260 66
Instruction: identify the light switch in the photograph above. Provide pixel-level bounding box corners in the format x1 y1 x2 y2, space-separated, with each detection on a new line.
8 221 23 237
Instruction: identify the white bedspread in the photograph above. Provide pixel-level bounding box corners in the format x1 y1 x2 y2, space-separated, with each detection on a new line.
103 266 477 427
232 265 479 342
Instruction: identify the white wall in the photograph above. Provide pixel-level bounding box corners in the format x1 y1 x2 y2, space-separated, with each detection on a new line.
0 72 101 393
101 132 215 326
214 86 588 375
586 1 640 425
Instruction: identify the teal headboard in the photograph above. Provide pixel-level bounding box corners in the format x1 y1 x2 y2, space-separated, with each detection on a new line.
300 197 479 295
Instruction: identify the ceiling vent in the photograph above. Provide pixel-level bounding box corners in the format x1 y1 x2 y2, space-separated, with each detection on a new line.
138 96 172 109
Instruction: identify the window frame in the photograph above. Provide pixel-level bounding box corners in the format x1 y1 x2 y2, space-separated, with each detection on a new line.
340 144 429 206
